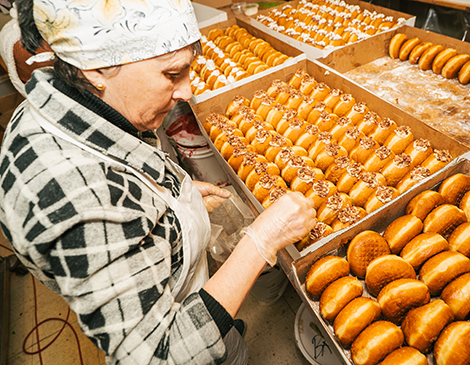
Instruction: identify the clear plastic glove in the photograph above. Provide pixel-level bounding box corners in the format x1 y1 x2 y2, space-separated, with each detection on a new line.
242 192 317 266
193 181 231 212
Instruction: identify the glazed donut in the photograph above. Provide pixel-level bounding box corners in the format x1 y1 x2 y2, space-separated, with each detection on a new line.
307 131 335 161
251 129 278 155
305 255 350 298
398 37 421 61
261 185 288 210
310 82 331 102
347 230 390 279
418 44 445 71
364 185 399 213
349 136 379 165
458 59 470 85
315 143 348 172
351 321 404 365
281 155 315 184
296 95 316 120
251 174 288 202
281 118 308 143
304 179 336 208
423 204 467 239
448 222 470 257
333 297 382 348
307 101 332 125
441 54 470 79
405 189 445 221
333 94 356 117
434 321 470 365
365 255 416 297
383 125 414 155
294 124 320 151
315 111 339 132
345 101 369 125
400 232 449 271
316 192 353 225
432 48 458 75
381 153 412 187
245 161 280 191
404 138 433 168
290 166 318 195
441 272 470 320
419 250 470 296
421 149 453 174
237 152 268 182
377 278 430 325
356 111 380 136
438 173 470 206
227 145 256 172
319 276 364 321
409 42 433 65
264 134 293 163
401 299 455 354
323 88 344 110
274 146 307 171
378 347 428 365
338 126 365 153
383 214 423 255
324 155 351 184
396 166 432 194
349 171 386 207
389 33 409 59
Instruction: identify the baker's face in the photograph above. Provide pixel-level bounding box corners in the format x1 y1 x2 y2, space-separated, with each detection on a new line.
99 46 194 131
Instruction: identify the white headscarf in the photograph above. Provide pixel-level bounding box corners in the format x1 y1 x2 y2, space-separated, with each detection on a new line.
32 0 201 70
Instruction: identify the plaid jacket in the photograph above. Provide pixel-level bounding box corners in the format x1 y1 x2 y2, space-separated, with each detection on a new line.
0 69 227 364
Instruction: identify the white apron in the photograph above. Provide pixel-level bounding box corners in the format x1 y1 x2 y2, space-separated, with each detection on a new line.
31 106 248 363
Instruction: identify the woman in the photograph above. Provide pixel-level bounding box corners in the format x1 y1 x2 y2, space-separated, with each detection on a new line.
0 0 317 364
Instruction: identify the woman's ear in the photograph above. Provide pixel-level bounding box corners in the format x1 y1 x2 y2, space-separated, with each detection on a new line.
81 69 107 90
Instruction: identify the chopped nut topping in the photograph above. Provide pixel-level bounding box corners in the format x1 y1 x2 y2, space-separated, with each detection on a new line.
434 150 452 163
272 103 287 112
282 109 298 121
393 153 412 168
300 75 316 87
340 93 353 102
289 118 304 130
254 161 268 175
375 146 392 160
302 95 316 105
326 192 344 211
269 186 287 203
353 102 367 113
334 155 351 169
376 185 395 204
314 82 328 91
253 90 267 99
361 171 379 188
337 206 361 224
269 134 288 147
337 117 352 126
309 222 328 240
289 155 306 168
305 124 320 135
289 89 304 99
313 101 327 112
255 129 271 143
318 131 333 144
347 162 363 178
377 118 394 130
363 111 379 125
345 126 361 140
297 167 316 182
394 125 411 138
312 180 330 198
261 95 275 106
413 138 431 152
330 88 343 97
232 95 247 106
259 174 277 189
242 152 258 166
232 146 249 157
279 147 294 162
359 136 376 149
325 143 341 157
410 166 431 180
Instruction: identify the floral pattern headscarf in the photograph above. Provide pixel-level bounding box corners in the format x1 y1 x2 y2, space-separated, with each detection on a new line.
32 0 201 70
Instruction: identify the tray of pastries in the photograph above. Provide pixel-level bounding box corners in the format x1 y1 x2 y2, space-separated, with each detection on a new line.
249 0 414 60
292 154 470 365
190 58 468 260
318 25 470 149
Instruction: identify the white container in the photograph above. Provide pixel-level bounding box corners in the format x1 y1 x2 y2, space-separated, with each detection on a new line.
176 143 229 187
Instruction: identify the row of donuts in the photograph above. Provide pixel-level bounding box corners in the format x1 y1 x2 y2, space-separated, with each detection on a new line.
256 0 406 50
203 68 453 250
190 25 291 96
304 172 470 365
389 33 470 85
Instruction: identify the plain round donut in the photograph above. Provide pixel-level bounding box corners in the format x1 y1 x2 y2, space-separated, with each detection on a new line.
440 272 470 320
319 276 363 322
305 255 350 298
378 346 428 365
382 214 423 255
434 321 470 365
400 232 449 271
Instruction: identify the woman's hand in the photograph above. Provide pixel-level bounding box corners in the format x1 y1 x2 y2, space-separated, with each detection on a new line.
242 192 317 266
193 181 231 212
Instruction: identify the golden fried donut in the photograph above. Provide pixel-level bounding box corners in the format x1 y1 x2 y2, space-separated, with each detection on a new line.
347 230 390 279
281 155 315 184
333 94 356 117
324 155 351 184
441 54 470 79
365 255 416 297
419 251 470 296
295 222 334 252
245 162 280 191
305 255 350 298
351 321 404 365
398 37 421 61
441 272 470 320
320 276 363 322
383 214 423 255
418 44 445 71
438 173 470 206
409 42 433 65
264 134 293 163
261 185 288 210
401 299 454 354
389 33 409 59
345 101 369 125
310 82 331 102
432 48 458 75
316 192 353 225
333 297 382 348
307 132 334 161
405 190 445 221
315 143 348 172
368 118 397 146
448 222 470 257
423 204 467 239
460 190 470 221
434 321 470 365
421 149 453 175
377 278 430 325
383 125 414 155
251 174 287 202
396 166 432 194
303 178 336 208
356 111 380 136
337 126 365 153
349 171 386 208
289 166 319 195
336 162 364 194
350 136 379 165
378 346 428 365
400 232 449 271
458 60 470 85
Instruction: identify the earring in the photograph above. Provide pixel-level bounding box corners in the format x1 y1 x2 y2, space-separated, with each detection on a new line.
96 83 106 91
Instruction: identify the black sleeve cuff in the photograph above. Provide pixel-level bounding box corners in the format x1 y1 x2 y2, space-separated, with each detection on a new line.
199 288 234 338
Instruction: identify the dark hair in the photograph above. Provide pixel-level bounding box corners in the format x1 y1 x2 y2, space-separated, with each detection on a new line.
16 0 202 94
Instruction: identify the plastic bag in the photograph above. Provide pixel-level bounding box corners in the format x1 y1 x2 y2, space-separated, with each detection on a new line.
206 185 256 264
